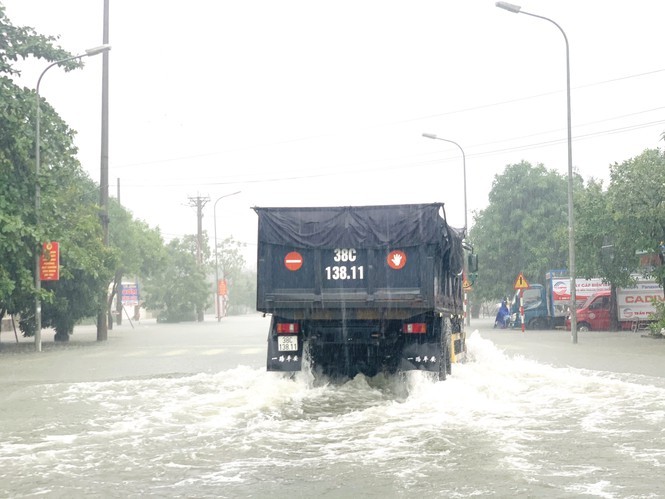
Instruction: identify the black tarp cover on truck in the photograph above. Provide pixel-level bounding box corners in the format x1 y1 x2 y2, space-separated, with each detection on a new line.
254 203 464 273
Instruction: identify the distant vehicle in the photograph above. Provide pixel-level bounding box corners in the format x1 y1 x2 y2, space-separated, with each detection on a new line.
254 203 477 380
566 278 664 332
566 291 612 332
510 271 609 330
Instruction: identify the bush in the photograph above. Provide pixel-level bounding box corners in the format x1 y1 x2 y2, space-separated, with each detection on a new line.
648 301 665 337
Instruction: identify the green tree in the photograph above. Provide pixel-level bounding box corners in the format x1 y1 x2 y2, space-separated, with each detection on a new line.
214 236 256 315
0 5 80 78
468 161 579 303
143 236 210 323
107 201 167 327
0 6 119 337
606 149 665 288
37 168 116 340
574 149 665 330
0 76 36 321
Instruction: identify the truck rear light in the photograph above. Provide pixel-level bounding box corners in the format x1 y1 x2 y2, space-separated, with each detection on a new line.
403 323 427 334
276 323 300 334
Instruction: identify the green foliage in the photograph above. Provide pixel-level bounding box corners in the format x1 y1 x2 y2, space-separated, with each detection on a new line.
0 5 81 77
0 7 113 336
30 127 116 337
471 150 664 321
468 161 576 302
107 200 167 322
575 149 665 291
214 236 256 314
648 301 665 337
607 149 665 287
0 76 38 319
143 237 210 323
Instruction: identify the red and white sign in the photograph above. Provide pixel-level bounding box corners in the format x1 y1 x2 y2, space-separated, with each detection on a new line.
39 241 60 281
284 251 303 271
387 250 406 270
551 278 610 305
617 279 665 320
121 282 140 306
513 272 529 290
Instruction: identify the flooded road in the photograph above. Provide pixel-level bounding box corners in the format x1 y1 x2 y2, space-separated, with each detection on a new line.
1 316 664 498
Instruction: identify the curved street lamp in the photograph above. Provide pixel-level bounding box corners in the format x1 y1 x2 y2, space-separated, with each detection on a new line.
495 2 578 343
213 191 241 321
422 133 467 235
34 44 111 352
422 133 470 326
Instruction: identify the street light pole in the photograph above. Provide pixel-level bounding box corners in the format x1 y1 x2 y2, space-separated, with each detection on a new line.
422 133 470 326
33 44 111 352
213 191 241 321
495 1 578 343
422 133 467 234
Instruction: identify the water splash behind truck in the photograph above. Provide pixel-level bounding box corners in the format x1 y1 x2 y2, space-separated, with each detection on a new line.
254 203 475 380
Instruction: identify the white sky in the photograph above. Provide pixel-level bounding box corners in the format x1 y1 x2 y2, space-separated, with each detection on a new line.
4 1 665 267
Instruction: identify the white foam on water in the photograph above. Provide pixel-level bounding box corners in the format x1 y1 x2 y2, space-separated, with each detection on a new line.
2 331 664 497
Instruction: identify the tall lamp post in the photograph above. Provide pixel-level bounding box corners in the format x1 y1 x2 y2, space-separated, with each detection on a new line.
422 133 470 326
213 191 241 321
34 44 111 352
421 133 467 234
495 1 577 343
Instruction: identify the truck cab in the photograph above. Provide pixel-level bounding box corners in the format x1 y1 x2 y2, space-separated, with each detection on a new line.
565 291 611 332
510 284 550 330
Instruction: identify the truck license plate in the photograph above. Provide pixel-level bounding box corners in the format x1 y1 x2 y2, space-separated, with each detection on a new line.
278 335 298 352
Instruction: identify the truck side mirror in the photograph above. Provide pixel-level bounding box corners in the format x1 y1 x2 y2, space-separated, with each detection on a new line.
467 253 478 273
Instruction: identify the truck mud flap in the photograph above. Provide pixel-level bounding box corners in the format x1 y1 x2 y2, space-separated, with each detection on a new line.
451 332 466 363
267 334 303 372
400 341 443 373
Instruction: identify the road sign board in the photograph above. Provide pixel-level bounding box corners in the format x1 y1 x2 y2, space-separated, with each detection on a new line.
514 272 529 290
284 251 303 271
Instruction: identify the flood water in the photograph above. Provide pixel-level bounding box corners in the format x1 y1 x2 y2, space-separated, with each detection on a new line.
1 320 664 498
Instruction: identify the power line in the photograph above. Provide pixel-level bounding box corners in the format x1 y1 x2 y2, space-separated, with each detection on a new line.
117 116 665 188
110 68 665 171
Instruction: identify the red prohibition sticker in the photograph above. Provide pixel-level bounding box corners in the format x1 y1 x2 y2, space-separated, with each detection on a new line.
387 250 407 270
284 251 303 271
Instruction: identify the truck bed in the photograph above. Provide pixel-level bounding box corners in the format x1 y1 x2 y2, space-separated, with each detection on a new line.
254 204 465 318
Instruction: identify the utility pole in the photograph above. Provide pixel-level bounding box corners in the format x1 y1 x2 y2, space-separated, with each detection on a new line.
97 0 111 342
189 196 209 321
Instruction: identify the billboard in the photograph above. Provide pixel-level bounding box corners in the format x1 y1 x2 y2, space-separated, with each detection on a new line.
39 241 60 281
120 282 140 307
617 279 665 321
550 277 610 308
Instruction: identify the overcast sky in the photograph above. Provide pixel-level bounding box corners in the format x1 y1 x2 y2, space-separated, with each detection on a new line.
4 1 665 266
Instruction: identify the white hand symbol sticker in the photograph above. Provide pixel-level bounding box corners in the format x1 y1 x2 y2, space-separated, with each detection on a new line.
387 250 406 269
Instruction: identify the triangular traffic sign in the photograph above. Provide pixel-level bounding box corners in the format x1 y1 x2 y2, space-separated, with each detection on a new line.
513 272 529 289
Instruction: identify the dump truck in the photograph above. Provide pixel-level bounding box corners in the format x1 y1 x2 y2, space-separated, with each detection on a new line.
254 203 475 380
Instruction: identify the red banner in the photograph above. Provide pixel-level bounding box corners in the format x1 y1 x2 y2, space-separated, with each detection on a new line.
217 279 228 296
39 241 60 281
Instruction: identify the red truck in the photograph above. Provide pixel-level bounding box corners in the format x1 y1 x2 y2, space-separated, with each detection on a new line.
565 278 664 331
